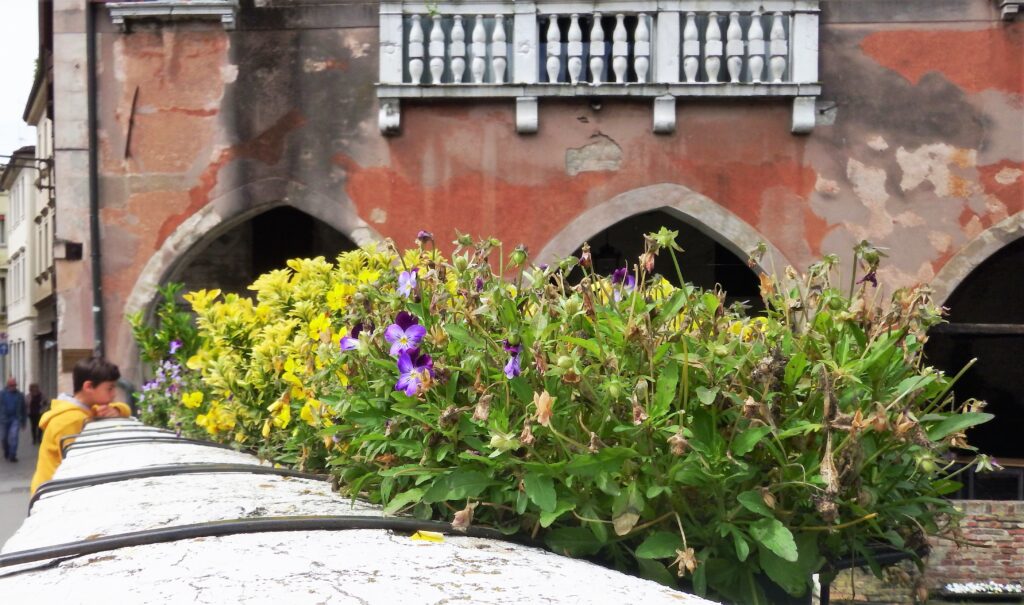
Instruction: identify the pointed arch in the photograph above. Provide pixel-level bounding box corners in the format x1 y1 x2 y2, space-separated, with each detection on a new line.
931 213 1024 307
536 183 795 274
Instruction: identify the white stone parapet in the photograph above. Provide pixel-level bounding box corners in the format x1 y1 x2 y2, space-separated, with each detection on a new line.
0 418 719 604
106 0 239 31
377 0 820 134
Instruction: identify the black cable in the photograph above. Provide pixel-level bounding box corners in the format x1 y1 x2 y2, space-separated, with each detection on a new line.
59 426 175 451
62 436 241 457
0 515 533 569
29 463 329 511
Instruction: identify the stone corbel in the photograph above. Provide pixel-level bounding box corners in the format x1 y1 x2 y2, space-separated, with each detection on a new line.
378 99 401 135
516 97 538 134
791 97 816 134
652 96 676 134
999 1 1022 19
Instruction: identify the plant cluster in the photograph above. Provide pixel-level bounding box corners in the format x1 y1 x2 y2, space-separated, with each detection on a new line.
139 230 992 604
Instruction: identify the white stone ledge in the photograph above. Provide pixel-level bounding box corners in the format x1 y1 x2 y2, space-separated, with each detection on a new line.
106 0 239 31
377 82 821 99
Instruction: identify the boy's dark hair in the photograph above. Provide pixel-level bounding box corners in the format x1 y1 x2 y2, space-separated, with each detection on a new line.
73 357 121 393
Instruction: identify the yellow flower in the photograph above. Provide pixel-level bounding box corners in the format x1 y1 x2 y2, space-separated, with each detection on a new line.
300 398 320 426
182 391 204 409
307 313 331 341
183 289 222 313
357 268 380 284
326 282 356 311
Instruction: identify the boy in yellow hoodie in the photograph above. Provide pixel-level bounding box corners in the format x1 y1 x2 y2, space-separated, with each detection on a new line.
30 357 132 495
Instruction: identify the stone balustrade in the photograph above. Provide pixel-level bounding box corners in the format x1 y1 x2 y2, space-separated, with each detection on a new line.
378 1 820 135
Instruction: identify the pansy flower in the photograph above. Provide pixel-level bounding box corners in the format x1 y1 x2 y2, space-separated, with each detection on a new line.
502 339 522 379
384 312 426 356
169 339 183 355
395 347 434 396
339 323 367 351
397 269 418 298
611 267 637 302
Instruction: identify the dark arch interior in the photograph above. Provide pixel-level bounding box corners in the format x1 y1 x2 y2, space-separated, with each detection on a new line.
170 206 356 295
925 237 1024 498
569 210 763 311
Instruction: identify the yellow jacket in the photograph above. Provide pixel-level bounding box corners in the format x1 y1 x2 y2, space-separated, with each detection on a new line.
30 398 132 495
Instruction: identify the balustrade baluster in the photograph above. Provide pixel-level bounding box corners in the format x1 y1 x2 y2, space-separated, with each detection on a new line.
769 12 788 82
451 16 467 82
705 12 723 83
634 14 650 83
747 11 765 83
612 14 628 83
408 14 425 83
492 16 507 84
682 12 699 82
546 16 562 83
590 14 605 84
567 15 584 84
471 16 486 83
429 14 445 84
726 12 743 83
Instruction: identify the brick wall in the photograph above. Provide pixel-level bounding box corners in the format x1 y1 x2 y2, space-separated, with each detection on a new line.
830 501 1024 603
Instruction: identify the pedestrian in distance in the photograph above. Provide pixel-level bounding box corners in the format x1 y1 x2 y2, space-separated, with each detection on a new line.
28 383 47 445
1 378 27 462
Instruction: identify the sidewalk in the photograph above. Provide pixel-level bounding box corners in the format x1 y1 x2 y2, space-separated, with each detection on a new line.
0 424 39 547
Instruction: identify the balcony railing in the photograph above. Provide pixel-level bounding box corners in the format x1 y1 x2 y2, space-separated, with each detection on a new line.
378 1 820 135
106 0 239 31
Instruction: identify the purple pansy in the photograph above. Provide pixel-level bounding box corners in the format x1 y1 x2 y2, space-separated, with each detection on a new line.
503 355 521 379
169 339 183 355
384 312 426 356
475 277 485 292
856 271 878 288
611 267 637 302
417 230 434 243
502 340 522 379
398 269 418 298
395 348 434 396
339 323 366 351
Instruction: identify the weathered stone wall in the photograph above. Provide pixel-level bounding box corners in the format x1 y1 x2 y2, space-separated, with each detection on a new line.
59 0 1022 386
830 500 1024 603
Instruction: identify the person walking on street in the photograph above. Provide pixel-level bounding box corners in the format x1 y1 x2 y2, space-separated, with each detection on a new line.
28 383 46 445
1 378 27 462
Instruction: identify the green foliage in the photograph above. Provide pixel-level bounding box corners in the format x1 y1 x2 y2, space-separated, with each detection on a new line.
134 231 992 604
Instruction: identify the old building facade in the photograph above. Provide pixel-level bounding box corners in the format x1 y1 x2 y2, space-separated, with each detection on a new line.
40 0 1022 596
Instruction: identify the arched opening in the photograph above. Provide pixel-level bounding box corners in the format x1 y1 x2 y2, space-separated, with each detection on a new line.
168 206 357 295
569 209 763 310
926 237 1024 500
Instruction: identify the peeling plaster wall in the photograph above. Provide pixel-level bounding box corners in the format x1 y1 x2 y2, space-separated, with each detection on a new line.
72 0 1023 385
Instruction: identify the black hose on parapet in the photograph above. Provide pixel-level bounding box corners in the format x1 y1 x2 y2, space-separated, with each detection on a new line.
29 463 330 511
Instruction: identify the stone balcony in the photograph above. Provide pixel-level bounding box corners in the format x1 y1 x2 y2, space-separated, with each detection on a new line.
378 0 820 135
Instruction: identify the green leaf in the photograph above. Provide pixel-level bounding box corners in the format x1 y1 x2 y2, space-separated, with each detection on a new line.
652 362 680 418
422 470 495 503
523 472 558 513
784 352 808 389
654 290 688 327
732 426 772 456
539 501 576 528
445 323 485 348
695 386 718 406
729 526 750 562
750 518 798 562
383 488 424 514
545 527 604 556
758 547 809 597
565 447 636 478
564 335 602 358
635 531 683 559
925 412 994 441
612 483 645 536
636 559 677 588
737 490 774 518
